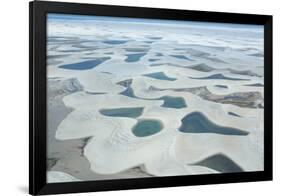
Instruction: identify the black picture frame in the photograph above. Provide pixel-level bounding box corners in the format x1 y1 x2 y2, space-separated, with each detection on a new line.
29 1 273 195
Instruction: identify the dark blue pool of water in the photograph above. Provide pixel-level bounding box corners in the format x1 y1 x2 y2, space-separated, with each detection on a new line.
117 79 186 110
159 96 187 109
189 63 215 72
125 53 147 62
120 93 186 110
149 63 164 67
125 48 149 52
104 52 114 55
147 36 162 40
244 83 264 87
59 57 110 70
120 86 137 98
155 53 164 57
117 79 136 98
143 72 176 81
102 40 128 44
100 107 144 118
149 58 160 62
193 154 243 173
85 91 107 95
228 112 241 117
170 55 193 61
215 85 228 89
179 112 248 135
119 89 186 109
132 119 163 137
190 73 250 81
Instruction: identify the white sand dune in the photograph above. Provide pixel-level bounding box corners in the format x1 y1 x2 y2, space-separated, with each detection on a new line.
56 90 263 175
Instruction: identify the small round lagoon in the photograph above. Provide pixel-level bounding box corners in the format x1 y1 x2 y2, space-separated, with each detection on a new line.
132 119 163 137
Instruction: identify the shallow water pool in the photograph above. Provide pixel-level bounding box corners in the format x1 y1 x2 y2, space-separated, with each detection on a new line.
132 119 163 137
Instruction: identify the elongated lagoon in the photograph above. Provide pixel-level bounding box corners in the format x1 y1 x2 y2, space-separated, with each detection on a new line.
100 107 144 118
179 112 248 135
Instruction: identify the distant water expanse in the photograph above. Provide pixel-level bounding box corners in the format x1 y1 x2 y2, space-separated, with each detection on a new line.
59 57 110 70
125 53 147 62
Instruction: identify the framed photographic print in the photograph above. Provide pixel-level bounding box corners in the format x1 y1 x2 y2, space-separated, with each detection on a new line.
29 1 273 195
